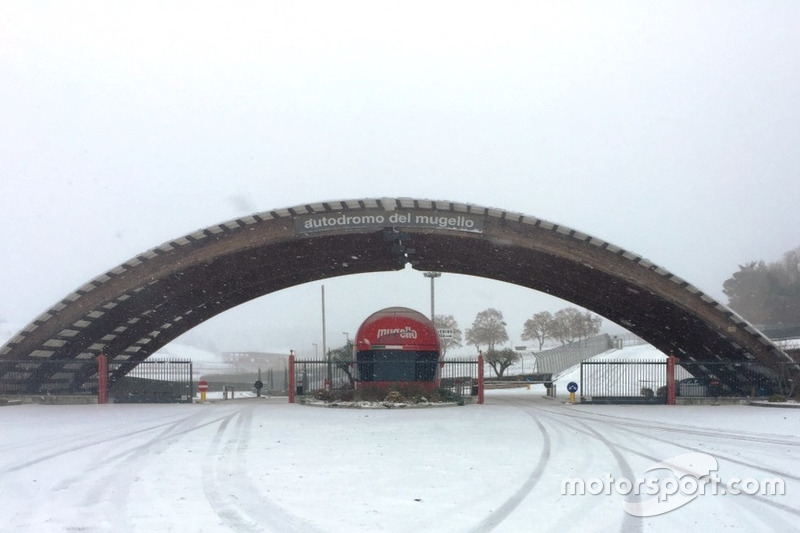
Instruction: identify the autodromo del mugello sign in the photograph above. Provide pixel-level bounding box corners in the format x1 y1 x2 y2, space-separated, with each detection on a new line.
295 209 485 235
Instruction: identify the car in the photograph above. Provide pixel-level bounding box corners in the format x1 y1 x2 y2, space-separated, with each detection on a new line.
678 377 709 397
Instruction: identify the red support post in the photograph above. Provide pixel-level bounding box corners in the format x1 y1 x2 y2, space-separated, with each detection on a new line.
97 353 108 404
288 351 296 404
477 353 484 405
666 354 678 405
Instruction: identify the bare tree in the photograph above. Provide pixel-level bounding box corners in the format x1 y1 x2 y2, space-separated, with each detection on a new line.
328 342 355 388
551 308 581 345
548 307 602 345
465 308 509 352
521 311 554 351
576 310 602 341
433 314 462 357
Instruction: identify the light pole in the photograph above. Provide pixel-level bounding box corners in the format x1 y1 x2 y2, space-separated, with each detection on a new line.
515 345 527 374
343 331 350 345
423 271 441 321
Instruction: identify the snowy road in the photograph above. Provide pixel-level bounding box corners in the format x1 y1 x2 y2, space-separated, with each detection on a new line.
1 393 798 532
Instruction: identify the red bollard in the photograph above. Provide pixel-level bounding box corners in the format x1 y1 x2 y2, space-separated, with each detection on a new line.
97 353 108 404
288 352 296 404
477 353 485 405
666 354 678 405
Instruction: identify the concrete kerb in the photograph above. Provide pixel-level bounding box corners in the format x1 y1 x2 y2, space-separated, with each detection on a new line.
749 400 800 409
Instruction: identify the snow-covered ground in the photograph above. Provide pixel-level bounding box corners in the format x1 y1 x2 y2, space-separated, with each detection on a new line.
1 345 798 532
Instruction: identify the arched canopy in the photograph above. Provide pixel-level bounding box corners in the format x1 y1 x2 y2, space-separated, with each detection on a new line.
0 197 791 394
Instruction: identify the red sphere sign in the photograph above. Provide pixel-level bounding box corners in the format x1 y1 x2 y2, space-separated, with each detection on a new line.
197 380 209 392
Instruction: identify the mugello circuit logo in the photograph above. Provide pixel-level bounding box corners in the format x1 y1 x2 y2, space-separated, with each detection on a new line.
376 326 418 339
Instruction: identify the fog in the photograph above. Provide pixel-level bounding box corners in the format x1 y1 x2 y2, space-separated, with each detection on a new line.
2 2 798 355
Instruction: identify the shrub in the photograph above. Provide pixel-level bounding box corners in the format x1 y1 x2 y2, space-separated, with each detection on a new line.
337 389 355 402
401 384 428 402
346 383 467 404
313 388 334 402
432 387 461 403
354 384 385 402
768 394 787 403
384 390 406 403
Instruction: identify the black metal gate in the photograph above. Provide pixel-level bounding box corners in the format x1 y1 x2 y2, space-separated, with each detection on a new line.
580 359 668 404
109 359 193 403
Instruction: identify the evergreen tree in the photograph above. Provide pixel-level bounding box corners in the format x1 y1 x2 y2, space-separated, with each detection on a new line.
723 247 800 327
484 347 519 377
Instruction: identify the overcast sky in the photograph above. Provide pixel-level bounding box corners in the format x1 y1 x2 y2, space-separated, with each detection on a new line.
1 2 799 356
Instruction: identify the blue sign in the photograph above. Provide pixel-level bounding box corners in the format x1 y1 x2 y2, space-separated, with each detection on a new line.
567 381 578 393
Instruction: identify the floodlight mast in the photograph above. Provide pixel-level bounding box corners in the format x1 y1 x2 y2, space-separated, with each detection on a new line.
423 271 442 322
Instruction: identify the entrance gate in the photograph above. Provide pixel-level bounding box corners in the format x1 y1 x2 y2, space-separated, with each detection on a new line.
580 359 670 404
109 359 193 403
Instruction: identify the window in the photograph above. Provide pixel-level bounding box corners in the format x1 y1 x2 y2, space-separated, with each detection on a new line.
356 350 439 382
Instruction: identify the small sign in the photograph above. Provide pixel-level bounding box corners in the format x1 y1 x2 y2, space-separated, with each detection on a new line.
567 382 578 393
437 328 453 338
198 380 209 392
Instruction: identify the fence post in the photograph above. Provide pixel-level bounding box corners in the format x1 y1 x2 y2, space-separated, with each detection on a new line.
477 353 484 405
97 353 108 404
288 351 296 404
666 354 677 405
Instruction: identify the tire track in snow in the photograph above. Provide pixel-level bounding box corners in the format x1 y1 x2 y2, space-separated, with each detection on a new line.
527 402 800 526
4 408 228 532
550 414 643 533
80 409 240 531
466 402 551 533
532 405 800 447
202 405 325 533
530 403 800 482
0 409 227 474
569 415 800 521
497 398 643 533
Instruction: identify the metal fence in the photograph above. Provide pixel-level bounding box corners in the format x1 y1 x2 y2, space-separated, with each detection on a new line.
439 359 482 397
580 358 795 404
533 334 615 376
291 358 481 401
677 360 794 398
0 358 193 403
109 359 193 403
581 359 670 404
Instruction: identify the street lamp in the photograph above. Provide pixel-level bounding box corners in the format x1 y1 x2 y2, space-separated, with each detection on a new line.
423 271 441 321
515 345 527 374
343 331 350 344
